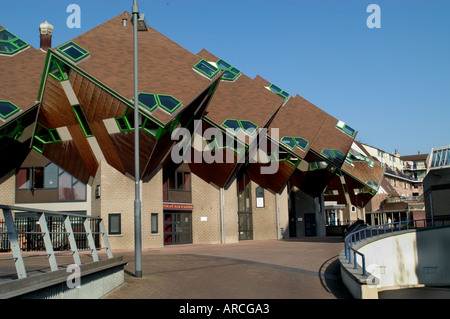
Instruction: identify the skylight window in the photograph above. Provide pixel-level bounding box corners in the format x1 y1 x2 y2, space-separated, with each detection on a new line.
137 93 158 111
223 119 241 134
281 136 309 151
57 41 89 62
269 84 290 100
336 120 356 137
193 59 219 78
136 93 182 114
222 119 259 136
48 58 71 81
0 29 28 55
0 101 20 119
240 120 257 135
322 149 346 163
157 95 182 113
294 137 309 150
281 137 296 149
217 59 241 81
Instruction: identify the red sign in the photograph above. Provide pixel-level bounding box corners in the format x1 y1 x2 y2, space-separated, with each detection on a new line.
163 203 194 211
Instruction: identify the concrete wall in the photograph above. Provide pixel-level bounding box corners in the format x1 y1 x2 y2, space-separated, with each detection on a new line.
341 226 450 298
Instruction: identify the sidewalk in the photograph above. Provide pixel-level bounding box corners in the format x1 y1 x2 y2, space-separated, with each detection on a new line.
104 238 352 299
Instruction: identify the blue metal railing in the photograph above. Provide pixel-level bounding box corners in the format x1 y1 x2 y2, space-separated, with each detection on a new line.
343 217 450 277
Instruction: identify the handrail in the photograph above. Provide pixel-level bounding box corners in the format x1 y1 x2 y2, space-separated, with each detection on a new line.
343 217 450 277
0 205 113 280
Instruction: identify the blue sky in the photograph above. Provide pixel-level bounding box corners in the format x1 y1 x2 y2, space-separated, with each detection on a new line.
1 0 449 156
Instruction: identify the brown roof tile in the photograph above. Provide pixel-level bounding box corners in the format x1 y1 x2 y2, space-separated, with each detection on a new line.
0 26 46 126
56 12 215 125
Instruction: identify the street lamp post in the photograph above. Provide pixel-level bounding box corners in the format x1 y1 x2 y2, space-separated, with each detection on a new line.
132 0 147 278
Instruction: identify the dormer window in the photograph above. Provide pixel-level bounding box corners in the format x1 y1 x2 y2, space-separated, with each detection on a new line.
0 29 28 55
0 101 20 119
57 41 89 62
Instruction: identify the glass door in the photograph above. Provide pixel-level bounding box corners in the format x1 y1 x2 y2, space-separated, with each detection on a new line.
164 211 192 245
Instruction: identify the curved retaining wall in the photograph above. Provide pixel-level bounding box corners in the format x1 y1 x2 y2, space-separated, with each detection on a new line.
340 226 450 299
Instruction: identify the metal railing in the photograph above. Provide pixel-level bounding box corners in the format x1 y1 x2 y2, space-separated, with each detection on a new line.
0 205 113 280
343 217 450 277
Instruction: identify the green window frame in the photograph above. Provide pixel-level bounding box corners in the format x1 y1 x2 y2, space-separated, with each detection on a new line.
57 41 89 62
269 84 290 100
281 136 309 151
0 29 28 55
281 137 296 150
115 112 163 138
222 119 258 136
32 124 62 154
0 101 20 119
135 93 182 114
157 95 182 113
217 59 241 81
336 120 356 137
207 134 246 155
294 137 308 150
193 59 219 78
321 149 346 163
222 119 241 134
72 104 94 137
48 58 70 81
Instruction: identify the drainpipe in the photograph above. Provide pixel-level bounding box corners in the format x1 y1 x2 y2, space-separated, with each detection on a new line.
276 193 281 239
220 187 226 244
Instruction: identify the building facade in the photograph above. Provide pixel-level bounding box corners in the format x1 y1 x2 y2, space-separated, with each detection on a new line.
0 12 382 250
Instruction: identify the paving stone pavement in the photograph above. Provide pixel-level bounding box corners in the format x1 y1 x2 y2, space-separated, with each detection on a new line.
104 237 352 299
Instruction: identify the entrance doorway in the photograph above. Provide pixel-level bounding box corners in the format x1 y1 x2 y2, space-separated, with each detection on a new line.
237 171 253 241
164 211 192 245
305 213 316 237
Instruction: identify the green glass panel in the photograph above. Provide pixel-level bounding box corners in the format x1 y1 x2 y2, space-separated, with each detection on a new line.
157 95 181 113
58 42 89 62
217 59 231 70
0 29 15 41
194 60 218 78
0 41 17 53
223 119 241 134
138 93 158 111
0 101 19 119
281 137 296 149
294 137 308 150
240 120 257 135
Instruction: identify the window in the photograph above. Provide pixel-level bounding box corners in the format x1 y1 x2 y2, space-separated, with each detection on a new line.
58 169 86 201
157 95 182 113
268 84 290 100
48 58 70 81
137 93 158 111
336 120 356 137
57 41 89 62
151 214 158 234
222 119 259 136
217 59 241 81
223 119 241 134
0 101 20 119
240 120 257 135
0 29 28 55
72 104 93 137
322 149 346 163
17 168 30 190
281 137 296 149
193 59 219 78
294 138 309 150
108 214 121 235
136 93 182 114
168 171 191 191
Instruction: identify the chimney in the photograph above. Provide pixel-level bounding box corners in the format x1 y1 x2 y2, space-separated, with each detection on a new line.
39 21 54 52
